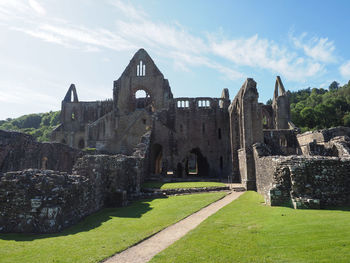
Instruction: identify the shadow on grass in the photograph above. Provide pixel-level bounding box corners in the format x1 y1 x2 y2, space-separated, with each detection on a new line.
142 181 167 189
0 196 167 242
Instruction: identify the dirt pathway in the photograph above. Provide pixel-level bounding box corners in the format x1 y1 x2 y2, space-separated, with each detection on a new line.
104 191 244 263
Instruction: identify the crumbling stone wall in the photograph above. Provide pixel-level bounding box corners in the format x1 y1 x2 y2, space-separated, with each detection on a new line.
254 143 350 208
0 130 82 173
263 129 300 155
0 132 151 233
297 127 350 155
0 169 99 233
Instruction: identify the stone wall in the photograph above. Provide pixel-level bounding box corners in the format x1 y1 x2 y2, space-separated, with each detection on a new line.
263 129 300 155
254 143 350 208
0 131 151 233
0 169 100 233
0 130 82 173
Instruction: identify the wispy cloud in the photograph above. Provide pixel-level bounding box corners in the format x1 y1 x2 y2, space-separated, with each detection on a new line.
0 0 340 83
291 33 336 63
209 34 324 81
340 61 350 79
28 0 46 15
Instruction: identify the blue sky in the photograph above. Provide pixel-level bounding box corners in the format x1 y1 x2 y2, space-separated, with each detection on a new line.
1 0 350 120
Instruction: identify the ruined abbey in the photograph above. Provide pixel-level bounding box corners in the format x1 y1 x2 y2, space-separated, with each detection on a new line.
1 49 350 233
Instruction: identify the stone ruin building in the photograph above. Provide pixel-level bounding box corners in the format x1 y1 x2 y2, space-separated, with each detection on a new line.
1 48 350 233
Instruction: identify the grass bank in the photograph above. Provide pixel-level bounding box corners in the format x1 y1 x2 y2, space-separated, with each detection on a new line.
152 191 350 263
141 181 226 189
0 192 225 263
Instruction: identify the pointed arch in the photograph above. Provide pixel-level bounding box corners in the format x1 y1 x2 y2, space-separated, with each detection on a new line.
63 84 79 102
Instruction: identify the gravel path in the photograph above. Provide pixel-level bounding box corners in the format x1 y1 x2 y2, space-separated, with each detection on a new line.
103 191 244 263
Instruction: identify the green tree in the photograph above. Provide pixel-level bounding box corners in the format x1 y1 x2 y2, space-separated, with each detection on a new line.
329 81 339 92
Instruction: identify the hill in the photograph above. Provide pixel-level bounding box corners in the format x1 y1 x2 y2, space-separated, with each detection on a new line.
0 111 60 142
267 80 350 132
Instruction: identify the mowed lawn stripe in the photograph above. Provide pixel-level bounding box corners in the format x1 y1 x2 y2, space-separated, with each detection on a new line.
141 181 226 189
151 191 350 263
0 192 226 263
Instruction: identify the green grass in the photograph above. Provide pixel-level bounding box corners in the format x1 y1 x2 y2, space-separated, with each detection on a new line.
151 191 350 263
0 192 225 263
141 181 226 189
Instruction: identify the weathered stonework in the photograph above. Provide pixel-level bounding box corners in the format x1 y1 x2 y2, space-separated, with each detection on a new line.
51 49 292 185
0 131 150 233
4 47 350 235
254 142 350 208
0 169 97 233
0 130 82 173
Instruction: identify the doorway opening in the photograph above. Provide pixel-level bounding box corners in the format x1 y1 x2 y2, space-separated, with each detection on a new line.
186 148 209 177
151 144 163 174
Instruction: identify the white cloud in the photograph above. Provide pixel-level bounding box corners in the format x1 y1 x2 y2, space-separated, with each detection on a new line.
209 34 324 81
0 0 339 83
109 0 148 21
340 61 350 79
28 0 46 15
291 33 336 63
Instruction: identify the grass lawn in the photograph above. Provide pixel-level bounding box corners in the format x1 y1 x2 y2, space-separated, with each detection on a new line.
141 181 226 189
151 191 350 263
0 192 226 263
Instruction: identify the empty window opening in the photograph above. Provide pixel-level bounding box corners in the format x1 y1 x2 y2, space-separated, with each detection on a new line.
177 100 189 108
152 144 163 175
218 128 222 140
263 116 267 125
61 139 66 144
198 100 210 108
280 136 288 147
142 119 146 125
135 89 151 109
136 60 146 76
188 153 198 175
180 124 183 132
78 139 85 149
219 99 224 108
202 123 205 134
135 90 146 98
220 156 223 170
41 157 48 170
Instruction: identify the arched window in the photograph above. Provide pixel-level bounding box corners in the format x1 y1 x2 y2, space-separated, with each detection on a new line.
135 89 151 109
135 90 147 98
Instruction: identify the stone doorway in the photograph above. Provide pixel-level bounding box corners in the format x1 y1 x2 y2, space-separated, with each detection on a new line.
186 148 209 177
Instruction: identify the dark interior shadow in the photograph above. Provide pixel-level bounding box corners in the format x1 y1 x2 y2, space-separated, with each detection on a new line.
0 196 168 242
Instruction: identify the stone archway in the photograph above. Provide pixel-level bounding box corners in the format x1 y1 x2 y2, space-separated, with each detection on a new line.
186 148 209 177
133 87 153 111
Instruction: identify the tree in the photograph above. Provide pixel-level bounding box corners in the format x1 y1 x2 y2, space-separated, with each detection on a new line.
329 81 339 92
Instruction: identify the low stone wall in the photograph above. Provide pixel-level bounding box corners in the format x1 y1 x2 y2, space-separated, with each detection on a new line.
0 130 82 173
254 144 350 208
0 169 100 233
142 186 230 195
0 131 151 233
